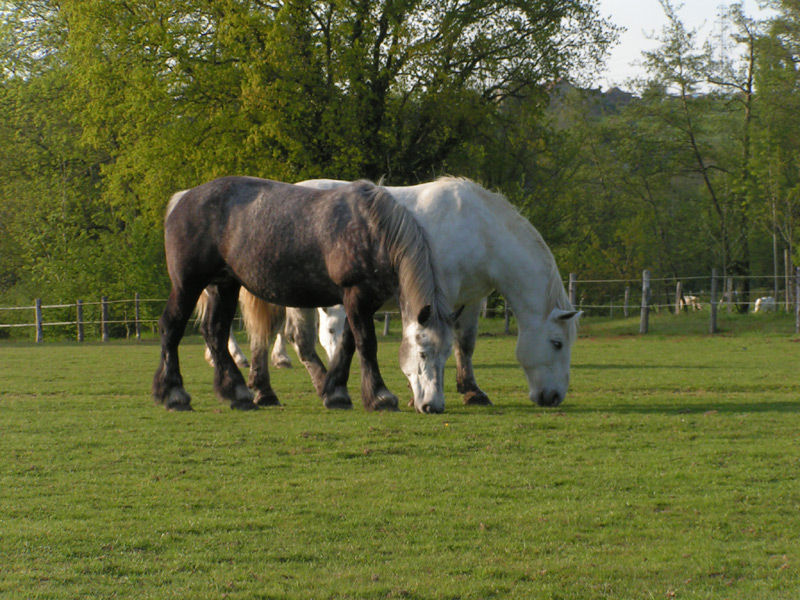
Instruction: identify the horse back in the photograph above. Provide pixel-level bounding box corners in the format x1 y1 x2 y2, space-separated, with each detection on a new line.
165 177 396 308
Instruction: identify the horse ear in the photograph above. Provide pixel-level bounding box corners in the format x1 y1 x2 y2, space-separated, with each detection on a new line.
549 308 583 322
417 305 432 326
451 305 465 322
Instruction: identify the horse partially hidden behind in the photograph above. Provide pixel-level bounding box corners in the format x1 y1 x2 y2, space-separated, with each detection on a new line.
679 295 702 311
217 177 581 409
270 305 347 369
154 176 455 413
753 296 775 313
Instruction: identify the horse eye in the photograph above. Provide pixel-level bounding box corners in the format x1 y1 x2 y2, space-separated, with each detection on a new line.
551 340 563 350
420 352 427 360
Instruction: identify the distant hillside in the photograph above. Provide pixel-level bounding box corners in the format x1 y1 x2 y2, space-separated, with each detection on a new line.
547 79 635 117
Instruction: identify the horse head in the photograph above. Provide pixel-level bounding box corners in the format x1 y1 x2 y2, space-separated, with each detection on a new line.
515 308 582 407
317 305 347 363
398 304 457 414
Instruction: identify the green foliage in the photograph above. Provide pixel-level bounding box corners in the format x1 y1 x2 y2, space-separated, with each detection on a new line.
1 329 799 598
525 0 800 311
0 0 614 305
4 0 800 315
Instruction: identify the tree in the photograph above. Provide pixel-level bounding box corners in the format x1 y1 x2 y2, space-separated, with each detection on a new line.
753 0 800 296
631 0 760 309
0 0 618 304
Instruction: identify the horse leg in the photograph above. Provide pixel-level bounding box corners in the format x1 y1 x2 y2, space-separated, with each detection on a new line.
204 325 249 368
153 286 199 411
285 307 327 396
202 283 256 410
454 302 492 406
270 332 293 369
341 289 398 411
320 321 354 410
246 302 283 407
228 326 250 368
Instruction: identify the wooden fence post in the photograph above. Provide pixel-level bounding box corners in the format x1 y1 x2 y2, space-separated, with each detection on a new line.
135 293 141 340
35 298 43 343
77 299 84 342
710 269 719 334
383 312 390 336
674 281 682 315
795 267 800 334
639 270 650 334
786 248 792 311
504 300 510 334
568 273 577 307
726 277 733 313
624 286 630 318
101 296 110 342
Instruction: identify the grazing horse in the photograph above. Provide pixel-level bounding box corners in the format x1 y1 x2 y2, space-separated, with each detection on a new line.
268 306 346 368
154 177 454 413
753 296 775 313
226 178 581 408
679 295 702 311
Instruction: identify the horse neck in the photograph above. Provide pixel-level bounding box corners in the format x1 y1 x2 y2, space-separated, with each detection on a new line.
491 235 568 329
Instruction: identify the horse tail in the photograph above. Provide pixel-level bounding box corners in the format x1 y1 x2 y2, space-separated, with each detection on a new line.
195 289 208 322
239 288 285 351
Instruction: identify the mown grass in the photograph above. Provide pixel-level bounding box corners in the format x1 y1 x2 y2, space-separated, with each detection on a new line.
1 313 798 599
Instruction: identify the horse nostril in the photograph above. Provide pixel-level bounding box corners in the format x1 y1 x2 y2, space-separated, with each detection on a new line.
422 404 432 414
537 390 561 407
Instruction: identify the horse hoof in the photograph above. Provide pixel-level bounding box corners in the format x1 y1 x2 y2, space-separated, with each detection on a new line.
235 357 250 369
164 388 192 411
323 392 353 410
464 390 492 406
227 384 256 409
254 390 281 407
372 392 399 412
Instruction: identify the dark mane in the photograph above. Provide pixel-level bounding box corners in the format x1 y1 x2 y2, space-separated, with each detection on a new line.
361 182 452 330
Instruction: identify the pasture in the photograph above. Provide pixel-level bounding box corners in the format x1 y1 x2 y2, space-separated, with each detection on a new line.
1 314 798 599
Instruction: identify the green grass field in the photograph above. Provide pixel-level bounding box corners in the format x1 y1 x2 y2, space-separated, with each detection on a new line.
1 313 798 599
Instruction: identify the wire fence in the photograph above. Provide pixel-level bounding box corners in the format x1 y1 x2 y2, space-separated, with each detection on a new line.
569 271 798 315
0 295 167 342
2 268 799 342
567 268 800 334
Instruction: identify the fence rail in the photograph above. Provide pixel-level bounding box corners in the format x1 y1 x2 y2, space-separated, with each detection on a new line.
0 294 167 342
3 267 800 342
568 268 800 334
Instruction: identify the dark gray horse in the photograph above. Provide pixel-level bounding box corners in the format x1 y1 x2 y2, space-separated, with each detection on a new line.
153 177 454 413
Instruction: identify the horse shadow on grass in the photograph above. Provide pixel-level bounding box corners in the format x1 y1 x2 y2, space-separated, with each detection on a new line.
466 398 800 417
459 363 800 416
566 400 800 415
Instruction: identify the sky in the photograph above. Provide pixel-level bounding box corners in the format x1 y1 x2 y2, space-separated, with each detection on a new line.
595 0 777 90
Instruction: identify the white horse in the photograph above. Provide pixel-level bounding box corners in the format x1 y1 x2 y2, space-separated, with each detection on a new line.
753 296 775 312
230 178 581 409
679 295 702 311
269 306 347 368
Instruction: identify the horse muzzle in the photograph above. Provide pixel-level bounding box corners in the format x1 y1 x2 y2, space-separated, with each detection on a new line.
417 402 445 414
533 388 564 407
